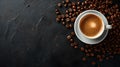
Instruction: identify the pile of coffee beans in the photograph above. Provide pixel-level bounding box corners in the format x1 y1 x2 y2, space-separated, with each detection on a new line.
55 0 120 66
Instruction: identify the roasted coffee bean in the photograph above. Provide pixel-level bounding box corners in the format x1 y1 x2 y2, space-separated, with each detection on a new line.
71 2 76 6
71 17 75 22
55 9 59 12
69 12 72 16
67 35 71 40
64 4 67 7
68 3 72 7
77 6 80 10
66 10 69 14
74 46 78 48
56 11 60 15
62 22 66 25
69 39 74 43
68 8 73 13
62 1 65 4
86 53 90 56
66 18 70 22
82 57 86 61
65 14 69 18
69 16 72 18
80 47 85 51
70 43 74 46
71 32 75 36
57 15 61 19
72 5 76 9
56 18 60 22
61 18 64 22
69 24 73 28
73 9 76 12
66 24 70 28
57 3 62 7
91 61 96 65
77 1 80 5
61 14 65 19
90 53 94 57
75 12 79 15
65 0 70 3
73 42 78 46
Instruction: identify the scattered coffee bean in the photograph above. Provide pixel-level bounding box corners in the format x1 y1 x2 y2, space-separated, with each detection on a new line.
82 57 86 61
57 3 62 7
65 0 70 3
71 32 75 36
69 24 73 28
69 39 74 43
67 35 71 40
80 47 85 52
91 61 96 65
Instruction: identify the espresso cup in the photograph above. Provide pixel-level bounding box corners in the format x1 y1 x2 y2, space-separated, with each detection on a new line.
74 10 112 40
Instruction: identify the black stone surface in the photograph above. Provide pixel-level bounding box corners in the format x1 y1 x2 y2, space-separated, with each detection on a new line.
0 0 120 67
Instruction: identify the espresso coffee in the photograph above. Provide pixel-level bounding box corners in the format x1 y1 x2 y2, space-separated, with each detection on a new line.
80 14 103 37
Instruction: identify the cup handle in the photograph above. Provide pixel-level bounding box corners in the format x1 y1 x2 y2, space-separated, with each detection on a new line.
105 25 112 30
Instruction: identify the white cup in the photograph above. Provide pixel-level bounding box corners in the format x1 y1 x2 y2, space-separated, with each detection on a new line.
74 10 112 41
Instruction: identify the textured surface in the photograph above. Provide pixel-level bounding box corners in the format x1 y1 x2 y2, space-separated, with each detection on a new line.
0 0 120 67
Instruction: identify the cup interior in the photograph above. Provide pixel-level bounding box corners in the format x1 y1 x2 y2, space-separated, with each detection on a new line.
78 13 105 39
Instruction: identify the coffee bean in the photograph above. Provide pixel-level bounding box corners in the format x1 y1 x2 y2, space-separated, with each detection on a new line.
65 0 70 3
73 42 78 46
57 3 62 7
55 9 59 12
66 10 69 14
75 12 79 16
66 23 70 28
71 32 75 36
74 46 78 48
82 57 86 61
61 18 64 22
67 35 71 40
70 43 74 46
91 61 96 65
77 6 80 10
66 18 70 22
80 47 85 52
90 53 94 57
61 14 65 19
69 13 72 16
69 24 73 28
56 18 60 22
62 22 66 25
69 39 74 43
64 4 67 7
72 5 76 9
86 53 90 56
69 16 72 18
99 58 103 62
77 1 80 5
71 2 76 6
56 11 60 15
68 8 72 13
62 1 65 4
106 57 109 60
68 3 72 7
65 14 69 18
57 15 61 19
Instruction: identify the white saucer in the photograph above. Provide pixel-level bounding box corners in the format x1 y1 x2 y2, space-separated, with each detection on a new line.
74 10 109 45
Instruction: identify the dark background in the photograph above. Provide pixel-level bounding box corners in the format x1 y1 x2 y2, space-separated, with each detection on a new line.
0 0 120 67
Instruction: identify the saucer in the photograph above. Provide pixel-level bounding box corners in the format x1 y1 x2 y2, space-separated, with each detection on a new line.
75 25 108 44
74 10 109 44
